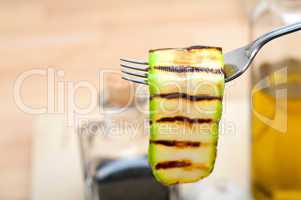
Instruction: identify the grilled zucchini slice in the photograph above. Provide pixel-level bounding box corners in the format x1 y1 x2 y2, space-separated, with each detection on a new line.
148 46 224 185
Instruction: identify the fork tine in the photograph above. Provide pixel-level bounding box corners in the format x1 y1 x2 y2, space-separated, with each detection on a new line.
120 63 148 72
122 74 148 85
121 70 147 78
120 58 149 72
120 57 149 85
120 58 148 65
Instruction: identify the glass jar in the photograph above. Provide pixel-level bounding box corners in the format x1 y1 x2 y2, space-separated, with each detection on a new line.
250 0 301 199
78 71 179 200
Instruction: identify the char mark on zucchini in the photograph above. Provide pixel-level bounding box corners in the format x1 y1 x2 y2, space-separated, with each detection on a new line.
150 92 222 101
150 140 203 148
155 160 192 170
154 66 223 74
149 46 222 52
155 160 209 170
186 45 222 51
156 116 212 124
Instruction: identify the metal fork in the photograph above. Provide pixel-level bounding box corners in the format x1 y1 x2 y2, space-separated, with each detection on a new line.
121 21 301 85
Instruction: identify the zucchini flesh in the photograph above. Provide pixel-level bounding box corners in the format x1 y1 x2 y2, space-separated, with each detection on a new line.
148 46 224 185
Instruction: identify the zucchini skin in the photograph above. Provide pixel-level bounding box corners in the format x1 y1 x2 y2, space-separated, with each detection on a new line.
148 46 224 185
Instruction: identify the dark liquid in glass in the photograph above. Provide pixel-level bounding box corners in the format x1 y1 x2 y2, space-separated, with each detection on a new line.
94 156 174 200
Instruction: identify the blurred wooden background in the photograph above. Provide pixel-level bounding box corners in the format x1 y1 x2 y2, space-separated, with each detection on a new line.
0 0 249 199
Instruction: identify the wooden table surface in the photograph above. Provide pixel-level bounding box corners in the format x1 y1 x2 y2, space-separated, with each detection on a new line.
0 0 249 199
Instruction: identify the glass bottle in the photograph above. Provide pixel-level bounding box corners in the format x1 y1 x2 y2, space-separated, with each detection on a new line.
250 0 301 199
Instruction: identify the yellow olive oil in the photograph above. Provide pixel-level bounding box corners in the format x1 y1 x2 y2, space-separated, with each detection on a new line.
252 59 301 200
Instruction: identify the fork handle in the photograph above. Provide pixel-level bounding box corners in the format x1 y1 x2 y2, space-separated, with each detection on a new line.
248 21 301 58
